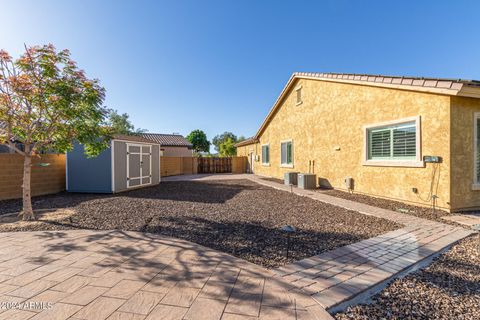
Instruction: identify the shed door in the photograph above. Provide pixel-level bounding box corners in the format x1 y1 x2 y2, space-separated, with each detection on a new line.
141 146 151 185
127 144 152 188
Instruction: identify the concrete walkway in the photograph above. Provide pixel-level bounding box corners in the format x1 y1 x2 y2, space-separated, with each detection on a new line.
248 175 475 312
162 174 251 182
441 212 480 229
0 230 330 320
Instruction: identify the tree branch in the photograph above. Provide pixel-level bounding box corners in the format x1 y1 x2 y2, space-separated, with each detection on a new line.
6 142 26 156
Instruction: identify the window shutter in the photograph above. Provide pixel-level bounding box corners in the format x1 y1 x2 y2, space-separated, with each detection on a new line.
262 145 270 164
369 129 391 158
287 142 292 164
393 125 416 157
281 141 293 165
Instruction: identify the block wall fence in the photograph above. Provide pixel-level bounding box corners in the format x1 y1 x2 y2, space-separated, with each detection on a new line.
0 155 248 200
0 154 66 201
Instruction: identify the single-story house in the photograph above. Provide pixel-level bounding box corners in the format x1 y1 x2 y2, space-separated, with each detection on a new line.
141 133 193 157
67 134 160 193
236 72 480 212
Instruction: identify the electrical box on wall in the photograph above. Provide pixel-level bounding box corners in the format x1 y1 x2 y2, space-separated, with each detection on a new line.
345 177 354 190
423 156 442 163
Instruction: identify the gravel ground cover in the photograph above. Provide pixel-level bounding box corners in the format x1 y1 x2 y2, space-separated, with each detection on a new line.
0 179 399 268
258 176 460 225
320 189 459 225
334 233 480 320
259 176 284 184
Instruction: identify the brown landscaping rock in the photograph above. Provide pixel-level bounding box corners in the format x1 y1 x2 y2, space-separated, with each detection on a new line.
334 234 480 320
0 208 74 231
0 179 400 268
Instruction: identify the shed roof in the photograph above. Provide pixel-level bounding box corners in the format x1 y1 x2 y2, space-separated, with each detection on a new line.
113 134 159 144
141 133 193 147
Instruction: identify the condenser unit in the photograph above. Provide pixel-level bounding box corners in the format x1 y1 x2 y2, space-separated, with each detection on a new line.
298 173 317 189
284 172 299 185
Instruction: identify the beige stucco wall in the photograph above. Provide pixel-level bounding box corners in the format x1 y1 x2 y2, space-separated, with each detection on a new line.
239 79 454 210
161 146 193 157
450 96 480 211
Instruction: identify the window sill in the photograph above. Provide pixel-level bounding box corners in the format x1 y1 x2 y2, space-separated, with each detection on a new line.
262 163 270 167
362 160 425 168
471 184 480 191
296 101 303 106
281 164 294 168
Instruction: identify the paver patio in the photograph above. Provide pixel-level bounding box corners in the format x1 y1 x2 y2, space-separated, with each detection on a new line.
0 230 330 320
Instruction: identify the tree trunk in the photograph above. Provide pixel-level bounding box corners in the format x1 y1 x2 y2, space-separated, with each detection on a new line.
22 153 35 221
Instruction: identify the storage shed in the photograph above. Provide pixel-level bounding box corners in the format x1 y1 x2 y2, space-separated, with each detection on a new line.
66 134 160 193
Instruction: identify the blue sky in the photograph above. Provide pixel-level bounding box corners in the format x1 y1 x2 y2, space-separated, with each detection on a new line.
1 0 479 140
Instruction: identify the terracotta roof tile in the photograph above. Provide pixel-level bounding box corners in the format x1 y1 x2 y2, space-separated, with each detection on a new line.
141 133 192 147
113 134 159 144
424 80 438 87
412 79 425 86
294 72 480 90
451 83 464 90
437 81 453 88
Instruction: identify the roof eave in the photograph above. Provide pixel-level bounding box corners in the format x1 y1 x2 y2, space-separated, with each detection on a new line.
112 138 160 145
234 139 258 147
458 86 480 99
160 144 193 148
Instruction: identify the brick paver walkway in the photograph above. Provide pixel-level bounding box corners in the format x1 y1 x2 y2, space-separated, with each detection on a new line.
0 230 331 320
248 175 475 312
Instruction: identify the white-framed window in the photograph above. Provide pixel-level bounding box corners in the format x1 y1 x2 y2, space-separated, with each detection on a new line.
261 144 270 165
295 86 302 105
473 113 480 189
281 140 293 167
363 116 423 167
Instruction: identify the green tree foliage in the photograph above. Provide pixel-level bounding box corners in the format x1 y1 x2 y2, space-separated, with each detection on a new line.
107 109 146 135
219 137 236 157
0 44 108 220
186 129 210 153
212 131 237 152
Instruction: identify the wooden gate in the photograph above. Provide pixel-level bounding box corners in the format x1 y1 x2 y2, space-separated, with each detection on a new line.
197 157 232 173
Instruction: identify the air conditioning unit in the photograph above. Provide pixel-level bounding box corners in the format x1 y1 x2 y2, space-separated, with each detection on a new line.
298 173 316 189
284 172 299 185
